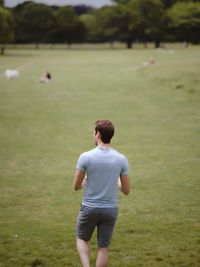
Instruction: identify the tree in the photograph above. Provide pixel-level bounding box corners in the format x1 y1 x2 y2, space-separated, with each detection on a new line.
128 0 166 48
55 6 86 47
0 6 14 54
108 4 136 48
0 0 4 7
15 2 56 47
81 7 126 45
167 2 200 43
80 14 102 42
94 6 119 47
12 1 34 43
102 0 166 48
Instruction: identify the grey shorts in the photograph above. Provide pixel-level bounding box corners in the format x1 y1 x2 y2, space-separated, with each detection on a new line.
77 204 118 248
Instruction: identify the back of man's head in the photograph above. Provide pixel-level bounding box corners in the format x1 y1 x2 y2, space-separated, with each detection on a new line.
95 120 114 144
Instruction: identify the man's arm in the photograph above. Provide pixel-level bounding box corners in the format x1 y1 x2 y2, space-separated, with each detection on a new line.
73 170 87 191
118 175 130 195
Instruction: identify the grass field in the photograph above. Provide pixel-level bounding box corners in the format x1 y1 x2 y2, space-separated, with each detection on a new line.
0 44 200 267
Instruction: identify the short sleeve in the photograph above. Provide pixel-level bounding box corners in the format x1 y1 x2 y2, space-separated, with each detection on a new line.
76 153 88 172
120 156 129 175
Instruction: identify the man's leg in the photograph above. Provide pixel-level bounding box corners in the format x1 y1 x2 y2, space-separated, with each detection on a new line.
76 237 90 267
96 208 118 267
96 247 108 267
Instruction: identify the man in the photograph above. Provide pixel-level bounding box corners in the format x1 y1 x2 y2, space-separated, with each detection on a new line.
74 120 130 267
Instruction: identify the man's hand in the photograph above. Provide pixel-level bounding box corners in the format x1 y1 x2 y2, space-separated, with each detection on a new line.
81 176 87 189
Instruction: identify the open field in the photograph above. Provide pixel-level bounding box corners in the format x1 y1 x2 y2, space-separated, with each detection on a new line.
0 45 200 266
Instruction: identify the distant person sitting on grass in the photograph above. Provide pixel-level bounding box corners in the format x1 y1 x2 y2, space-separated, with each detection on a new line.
148 57 155 65
74 120 130 267
142 57 155 67
40 70 51 83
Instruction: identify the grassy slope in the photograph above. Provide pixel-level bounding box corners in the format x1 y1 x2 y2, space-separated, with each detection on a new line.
0 45 199 266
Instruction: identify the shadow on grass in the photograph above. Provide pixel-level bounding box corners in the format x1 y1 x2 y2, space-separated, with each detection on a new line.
31 259 45 267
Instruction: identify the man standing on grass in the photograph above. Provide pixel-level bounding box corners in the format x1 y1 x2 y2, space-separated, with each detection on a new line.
73 120 130 267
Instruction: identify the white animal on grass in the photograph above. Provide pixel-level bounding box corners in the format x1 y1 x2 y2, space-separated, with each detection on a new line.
5 69 20 80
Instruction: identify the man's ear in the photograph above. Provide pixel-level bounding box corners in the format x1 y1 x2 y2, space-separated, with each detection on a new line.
96 131 101 139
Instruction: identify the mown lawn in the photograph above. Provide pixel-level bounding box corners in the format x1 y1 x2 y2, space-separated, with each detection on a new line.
0 44 200 266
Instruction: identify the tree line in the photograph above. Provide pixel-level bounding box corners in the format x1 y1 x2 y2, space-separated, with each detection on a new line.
0 0 200 54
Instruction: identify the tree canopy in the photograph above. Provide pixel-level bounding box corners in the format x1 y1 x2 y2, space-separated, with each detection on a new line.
1 0 200 50
80 14 100 42
14 2 56 46
104 4 135 48
128 0 167 47
167 2 200 43
55 6 86 46
0 6 14 54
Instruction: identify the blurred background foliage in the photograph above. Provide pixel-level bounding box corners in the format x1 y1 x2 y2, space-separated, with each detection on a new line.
0 0 200 54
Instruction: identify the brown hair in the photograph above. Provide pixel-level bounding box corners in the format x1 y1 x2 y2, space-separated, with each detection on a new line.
95 120 114 144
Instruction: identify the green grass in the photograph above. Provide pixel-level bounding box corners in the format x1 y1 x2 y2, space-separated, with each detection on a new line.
0 44 200 267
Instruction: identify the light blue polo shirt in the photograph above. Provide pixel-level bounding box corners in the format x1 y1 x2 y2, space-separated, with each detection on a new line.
76 147 129 208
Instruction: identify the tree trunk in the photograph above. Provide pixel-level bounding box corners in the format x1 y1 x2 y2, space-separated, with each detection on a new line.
35 43 39 49
110 41 114 49
127 41 132 49
143 42 147 48
155 40 160 48
68 41 71 49
1 46 5 55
